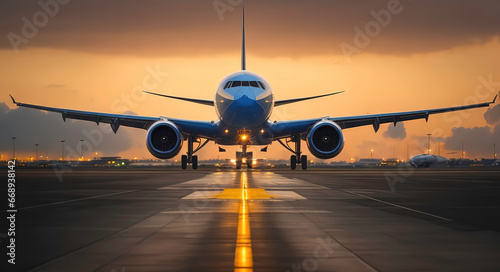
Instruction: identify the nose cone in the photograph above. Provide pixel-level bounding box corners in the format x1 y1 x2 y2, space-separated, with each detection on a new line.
234 88 256 102
225 91 266 127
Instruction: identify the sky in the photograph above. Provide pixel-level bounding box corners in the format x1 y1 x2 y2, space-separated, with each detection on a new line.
1 0 499 161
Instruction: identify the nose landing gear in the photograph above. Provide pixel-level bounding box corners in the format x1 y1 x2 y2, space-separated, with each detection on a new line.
236 144 253 169
235 129 253 169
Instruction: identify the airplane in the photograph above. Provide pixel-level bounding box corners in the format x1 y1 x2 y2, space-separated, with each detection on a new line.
410 154 447 168
8 7 498 170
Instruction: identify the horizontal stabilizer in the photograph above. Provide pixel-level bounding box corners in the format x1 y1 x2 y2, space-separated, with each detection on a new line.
143 91 214 106
274 91 344 106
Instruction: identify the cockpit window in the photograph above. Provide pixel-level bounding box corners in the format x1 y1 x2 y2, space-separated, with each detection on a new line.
223 80 266 90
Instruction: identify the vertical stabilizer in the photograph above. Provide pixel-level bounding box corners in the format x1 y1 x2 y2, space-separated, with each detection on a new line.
241 6 246 70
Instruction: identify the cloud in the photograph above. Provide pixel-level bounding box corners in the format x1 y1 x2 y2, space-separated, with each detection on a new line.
1 0 499 57
484 103 500 125
46 83 65 88
0 103 140 159
443 125 499 157
383 123 406 139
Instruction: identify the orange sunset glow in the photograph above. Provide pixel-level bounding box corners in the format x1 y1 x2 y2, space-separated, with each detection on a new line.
1 0 499 161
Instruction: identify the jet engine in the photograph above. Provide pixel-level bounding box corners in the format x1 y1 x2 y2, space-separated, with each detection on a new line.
306 120 345 159
146 121 183 159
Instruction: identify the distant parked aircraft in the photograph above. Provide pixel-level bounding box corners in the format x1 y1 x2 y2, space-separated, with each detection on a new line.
410 154 447 168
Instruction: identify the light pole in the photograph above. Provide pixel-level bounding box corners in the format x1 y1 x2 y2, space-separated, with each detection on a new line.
35 144 39 161
494 144 496 160
461 143 464 159
427 134 432 154
61 140 65 161
80 139 84 158
12 137 16 160
370 149 373 159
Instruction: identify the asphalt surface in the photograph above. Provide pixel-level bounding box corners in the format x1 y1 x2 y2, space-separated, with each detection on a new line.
1 167 500 272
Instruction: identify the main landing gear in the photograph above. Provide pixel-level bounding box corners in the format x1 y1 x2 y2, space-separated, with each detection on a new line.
181 136 209 170
278 134 307 170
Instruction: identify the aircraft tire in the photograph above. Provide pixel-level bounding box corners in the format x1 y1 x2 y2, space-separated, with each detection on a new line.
192 155 198 169
301 155 308 170
291 155 297 170
181 155 187 169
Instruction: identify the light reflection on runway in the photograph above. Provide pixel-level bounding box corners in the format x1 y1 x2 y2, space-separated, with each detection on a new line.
234 171 253 271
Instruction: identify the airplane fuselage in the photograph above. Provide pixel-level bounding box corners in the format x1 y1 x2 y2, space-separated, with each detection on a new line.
214 71 274 145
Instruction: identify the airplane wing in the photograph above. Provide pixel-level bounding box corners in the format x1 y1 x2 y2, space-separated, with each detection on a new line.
9 95 218 138
274 91 344 106
270 95 497 138
143 91 214 106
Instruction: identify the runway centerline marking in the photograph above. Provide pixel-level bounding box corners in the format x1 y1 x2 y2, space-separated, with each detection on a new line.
16 190 137 211
234 171 253 272
343 190 452 221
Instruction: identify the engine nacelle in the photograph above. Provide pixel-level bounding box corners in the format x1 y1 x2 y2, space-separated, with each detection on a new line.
146 121 183 159
306 120 345 159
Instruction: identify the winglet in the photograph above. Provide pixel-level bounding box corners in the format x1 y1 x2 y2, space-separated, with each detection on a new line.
493 94 498 104
9 94 17 104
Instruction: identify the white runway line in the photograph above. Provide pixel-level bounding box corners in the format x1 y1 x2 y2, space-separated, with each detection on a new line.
343 190 452 221
180 190 306 200
158 172 238 190
17 190 137 211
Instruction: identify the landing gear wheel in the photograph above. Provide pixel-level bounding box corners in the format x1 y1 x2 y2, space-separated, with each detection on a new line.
301 155 308 170
247 160 253 169
181 155 187 169
236 161 242 169
290 155 297 170
192 155 198 169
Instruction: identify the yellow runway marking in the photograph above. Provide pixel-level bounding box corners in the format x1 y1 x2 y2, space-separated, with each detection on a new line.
215 188 275 200
234 172 254 272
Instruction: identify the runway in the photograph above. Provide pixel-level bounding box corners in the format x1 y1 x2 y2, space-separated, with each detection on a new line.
3 168 500 272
